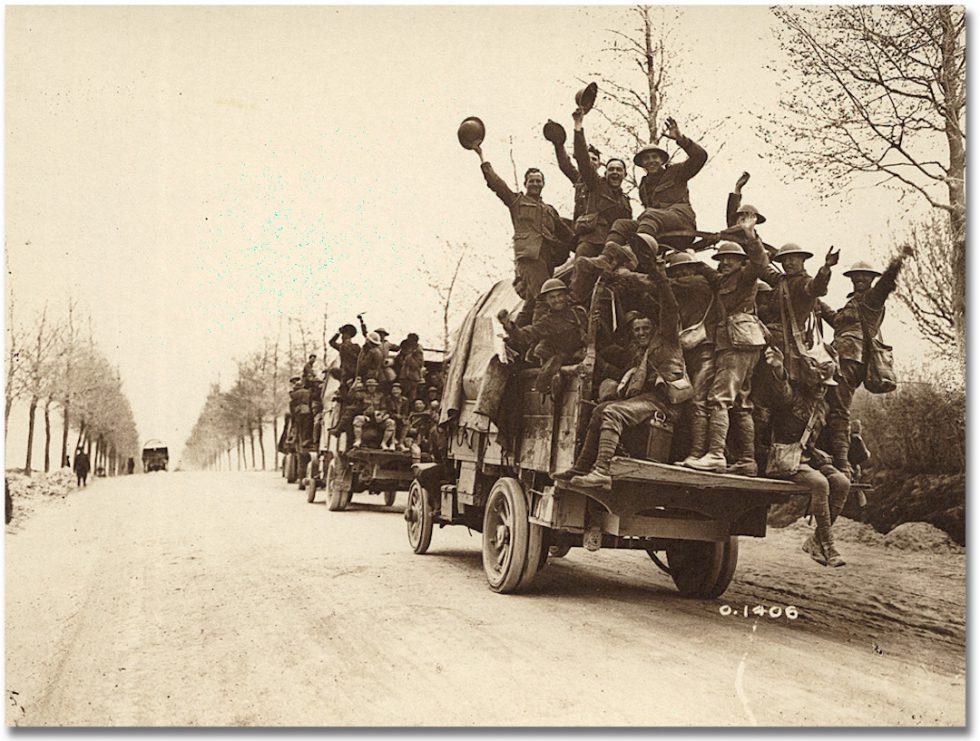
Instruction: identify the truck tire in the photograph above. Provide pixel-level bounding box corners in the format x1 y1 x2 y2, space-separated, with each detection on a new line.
306 458 319 504
383 490 397 507
326 456 352 512
703 537 739 599
405 480 433 555
285 454 298 484
666 538 731 598
481 477 531 594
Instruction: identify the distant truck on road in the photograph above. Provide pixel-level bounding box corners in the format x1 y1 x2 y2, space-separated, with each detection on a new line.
142 440 169 472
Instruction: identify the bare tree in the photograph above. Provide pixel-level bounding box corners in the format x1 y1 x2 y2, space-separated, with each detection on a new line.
420 241 469 351
5 292 23 436
20 305 61 476
769 6 965 361
893 213 956 355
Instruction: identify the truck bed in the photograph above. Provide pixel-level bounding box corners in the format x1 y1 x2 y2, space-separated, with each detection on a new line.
607 457 807 494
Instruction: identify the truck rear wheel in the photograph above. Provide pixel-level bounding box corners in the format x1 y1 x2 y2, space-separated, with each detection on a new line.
666 537 739 598
482 477 532 594
405 480 433 554
326 456 352 512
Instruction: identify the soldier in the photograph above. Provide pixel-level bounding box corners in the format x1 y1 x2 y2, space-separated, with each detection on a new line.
329 324 361 386
352 377 396 449
586 117 707 275
763 345 848 567
395 332 425 402
288 375 314 452
822 245 913 479
683 224 771 476
406 398 432 465
302 354 317 387
497 278 588 394
472 143 575 327
567 106 632 304
563 261 691 489
386 382 412 450
762 243 839 372
355 331 387 384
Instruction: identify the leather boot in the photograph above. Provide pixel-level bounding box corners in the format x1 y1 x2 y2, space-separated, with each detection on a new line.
726 409 758 477
685 408 729 472
571 429 617 489
352 420 364 448
555 410 602 480
811 486 845 567
679 413 708 467
534 354 564 394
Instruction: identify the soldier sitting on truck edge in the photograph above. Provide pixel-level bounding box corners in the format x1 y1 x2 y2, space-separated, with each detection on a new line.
497 278 588 396
385 382 412 450
352 377 396 449
559 260 692 489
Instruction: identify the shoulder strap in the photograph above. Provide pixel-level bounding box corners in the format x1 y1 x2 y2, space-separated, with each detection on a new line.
800 401 822 447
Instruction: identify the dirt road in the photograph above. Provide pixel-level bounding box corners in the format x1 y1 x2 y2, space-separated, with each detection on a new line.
5 471 964 727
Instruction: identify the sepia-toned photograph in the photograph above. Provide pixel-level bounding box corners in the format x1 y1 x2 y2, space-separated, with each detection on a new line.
4 4 966 727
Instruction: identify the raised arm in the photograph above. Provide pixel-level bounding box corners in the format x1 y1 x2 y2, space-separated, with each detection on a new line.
815 299 838 329
726 172 750 226
553 142 579 185
329 332 341 351
865 245 913 311
572 110 600 190
662 117 707 181
649 261 679 343
474 144 518 207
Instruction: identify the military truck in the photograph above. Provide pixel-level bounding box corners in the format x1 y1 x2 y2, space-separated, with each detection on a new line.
141 439 169 473
405 275 810 596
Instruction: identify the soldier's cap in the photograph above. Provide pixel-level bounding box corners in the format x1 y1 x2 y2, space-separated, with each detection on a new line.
308 353 317 360
773 243 813 261
756 279 774 293
735 204 767 225
427 386 439 393
366 331 382 344
711 242 747 260
374 327 389 337
604 240 640 271
339 323 357 336
406 332 419 342
665 251 697 270
539 278 569 296
633 144 669 166
365 378 379 385
843 261 882 278
289 375 301 383
542 119 566 146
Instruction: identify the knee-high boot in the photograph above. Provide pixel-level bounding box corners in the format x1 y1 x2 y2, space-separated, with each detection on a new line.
726 408 758 477
680 413 708 466
554 409 602 480
570 428 618 489
811 488 845 567
685 407 729 472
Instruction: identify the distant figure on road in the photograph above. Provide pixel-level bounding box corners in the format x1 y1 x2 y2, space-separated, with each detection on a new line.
127 457 135 475
73 448 91 487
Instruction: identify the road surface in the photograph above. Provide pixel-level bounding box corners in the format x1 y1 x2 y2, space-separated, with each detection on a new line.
5 471 965 726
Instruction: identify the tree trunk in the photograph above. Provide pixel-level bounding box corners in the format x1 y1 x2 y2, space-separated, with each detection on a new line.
43 399 52 473
248 426 256 469
272 415 279 470
61 401 70 467
24 396 38 476
257 417 266 470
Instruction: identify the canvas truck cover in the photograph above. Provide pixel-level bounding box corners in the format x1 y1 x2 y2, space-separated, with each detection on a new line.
439 279 522 429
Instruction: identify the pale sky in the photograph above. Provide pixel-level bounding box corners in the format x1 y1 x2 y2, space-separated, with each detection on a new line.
5 5 945 457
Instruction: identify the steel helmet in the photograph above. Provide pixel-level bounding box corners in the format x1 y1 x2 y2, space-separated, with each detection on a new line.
734 204 767 225
542 119 567 146
711 242 747 260
575 82 599 113
366 331 382 345
665 251 697 271
633 144 669 166
602 241 639 271
756 279 774 293
457 116 486 150
843 261 882 278
773 243 814 262
539 278 569 296
630 233 660 257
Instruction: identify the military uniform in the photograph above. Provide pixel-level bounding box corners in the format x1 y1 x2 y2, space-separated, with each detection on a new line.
329 334 361 385
396 343 425 402
355 343 386 384
352 385 396 448
289 384 314 451
568 128 632 303
823 255 906 474
480 161 575 326
564 269 689 487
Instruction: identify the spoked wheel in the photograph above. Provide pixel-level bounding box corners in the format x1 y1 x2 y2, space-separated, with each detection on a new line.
481 477 536 594
405 479 433 554
666 537 739 598
306 458 320 503
383 490 397 507
326 455 353 512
